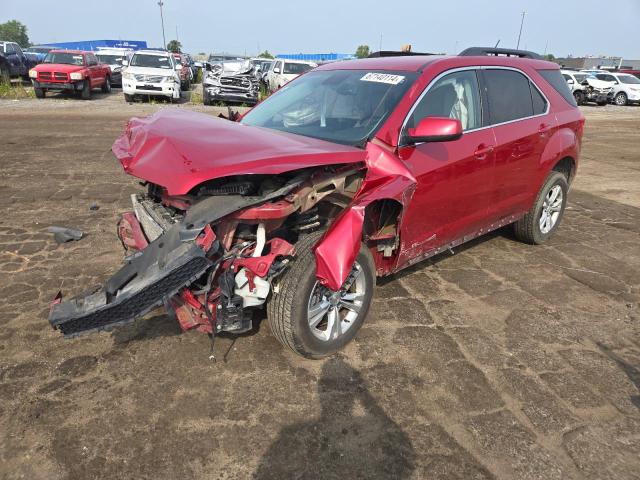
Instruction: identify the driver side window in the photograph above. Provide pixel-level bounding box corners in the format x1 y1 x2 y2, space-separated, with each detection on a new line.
408 70 482 131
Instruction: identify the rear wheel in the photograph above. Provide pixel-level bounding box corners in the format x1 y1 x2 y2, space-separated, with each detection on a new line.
80 79 91 100
615 92 628 106
101 76 111 93
573 90 585 106
34 87 45 98
267 230 375 359
513 171 568 244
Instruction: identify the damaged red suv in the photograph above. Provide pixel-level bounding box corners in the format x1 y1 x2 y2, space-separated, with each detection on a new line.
50 48 584 359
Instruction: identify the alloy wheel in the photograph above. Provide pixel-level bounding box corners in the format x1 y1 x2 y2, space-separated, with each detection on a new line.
539 185 563 234
307 262 366 342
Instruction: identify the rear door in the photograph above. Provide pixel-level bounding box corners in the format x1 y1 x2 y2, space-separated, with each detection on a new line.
397 68 497 263
479 68 555 220
86 53 101 87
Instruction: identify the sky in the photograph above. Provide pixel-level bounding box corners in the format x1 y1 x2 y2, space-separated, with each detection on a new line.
2 0 639 58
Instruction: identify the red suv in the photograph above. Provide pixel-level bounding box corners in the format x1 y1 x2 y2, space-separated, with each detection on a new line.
50 48 584 359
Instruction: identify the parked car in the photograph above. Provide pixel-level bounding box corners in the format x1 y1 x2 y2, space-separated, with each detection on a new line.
49 48 584 360
121 49 182 102
172 53 192 90
619 69 640 80
23 46 54 63
202 59 259 105
561 70 590 105
265 58 317 92
29 50 112 99
0 41 29 79
564 70 614 105
96 47 132 86
593 72 640 105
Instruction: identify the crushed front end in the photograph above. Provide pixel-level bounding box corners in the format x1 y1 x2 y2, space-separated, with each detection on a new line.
203 61 259 106
49 168 364 338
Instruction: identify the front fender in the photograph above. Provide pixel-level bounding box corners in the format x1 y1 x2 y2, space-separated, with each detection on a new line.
314 142 416 290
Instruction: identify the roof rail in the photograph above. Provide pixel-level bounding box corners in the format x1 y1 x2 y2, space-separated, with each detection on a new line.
459 47 543 60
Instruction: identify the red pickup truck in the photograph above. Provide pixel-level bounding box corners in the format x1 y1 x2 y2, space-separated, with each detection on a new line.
29 49 112 99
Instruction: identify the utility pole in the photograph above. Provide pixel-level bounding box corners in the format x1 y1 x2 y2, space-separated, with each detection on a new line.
379 33 383 52
175 25 179 43
158 1 167 49
516 11 526 49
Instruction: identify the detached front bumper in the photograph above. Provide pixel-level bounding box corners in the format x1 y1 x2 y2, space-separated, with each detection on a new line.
32 79 84 91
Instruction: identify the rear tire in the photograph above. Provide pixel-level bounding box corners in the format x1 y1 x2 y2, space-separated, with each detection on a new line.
80 79 91 100
101 76 111 93
34 87 45 98
513 171 568 245
267 230 375 359
573 90 585 106
615 92 628 106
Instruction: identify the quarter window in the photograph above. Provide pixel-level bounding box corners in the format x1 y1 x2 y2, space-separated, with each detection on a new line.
407 70 482 131
530 82 547 115
483 69 534 124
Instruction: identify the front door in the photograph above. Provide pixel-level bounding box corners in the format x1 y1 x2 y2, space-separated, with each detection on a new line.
397 69 496 264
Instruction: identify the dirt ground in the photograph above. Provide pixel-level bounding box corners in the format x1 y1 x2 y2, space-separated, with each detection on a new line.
0 90 639 480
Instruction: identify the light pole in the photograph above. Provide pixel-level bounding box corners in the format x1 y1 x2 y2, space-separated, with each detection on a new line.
516 11 526 50
158 1 167 49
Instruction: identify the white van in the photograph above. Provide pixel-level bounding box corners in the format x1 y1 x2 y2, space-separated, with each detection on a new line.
265 59 317 92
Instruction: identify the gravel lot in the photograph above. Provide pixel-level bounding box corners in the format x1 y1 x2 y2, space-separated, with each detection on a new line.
1 91 639 480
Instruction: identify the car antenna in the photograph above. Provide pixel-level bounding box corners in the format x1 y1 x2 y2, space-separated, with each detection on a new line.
494 39 501 48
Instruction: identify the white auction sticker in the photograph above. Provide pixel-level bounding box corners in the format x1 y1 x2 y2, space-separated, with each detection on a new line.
360 73 405 85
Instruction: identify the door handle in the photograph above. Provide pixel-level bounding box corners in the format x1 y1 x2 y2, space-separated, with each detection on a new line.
474 144 494 159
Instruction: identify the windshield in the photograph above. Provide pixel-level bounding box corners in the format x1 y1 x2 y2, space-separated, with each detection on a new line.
574 74 588 83
283 63 314 75
130 54 173 69
619 74 640 84
242 70 417 146
44 52 85 65
96 54 125 65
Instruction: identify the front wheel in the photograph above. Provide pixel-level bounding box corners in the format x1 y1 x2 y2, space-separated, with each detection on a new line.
573 90 585 106
34 87 45 98
615 92 628 106
513 171 568 244
80 79 91 100
267 231 375 359
101 76 111 93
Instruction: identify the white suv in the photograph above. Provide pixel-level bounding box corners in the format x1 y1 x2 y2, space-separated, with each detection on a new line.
265 59 317 92
593 72 640 106
122 50 181 102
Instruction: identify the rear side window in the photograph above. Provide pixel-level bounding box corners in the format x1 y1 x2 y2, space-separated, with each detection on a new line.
538 69 577 107
483 69 534 124
530 82 547 115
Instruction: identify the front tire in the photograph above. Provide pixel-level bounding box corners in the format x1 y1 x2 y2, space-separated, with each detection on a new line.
101 76 111 93
513 171 568 244
80 79 91 100
124 93 134 102
267 230 375 359
34 87 45 98
573 90 585 106
615 92 628 106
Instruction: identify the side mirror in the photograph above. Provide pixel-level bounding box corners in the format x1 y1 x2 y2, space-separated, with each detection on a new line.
273 67 281 74
405 117 463 144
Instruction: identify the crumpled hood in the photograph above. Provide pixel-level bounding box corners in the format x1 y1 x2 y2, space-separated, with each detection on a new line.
586 77 615 89
112 109 367 195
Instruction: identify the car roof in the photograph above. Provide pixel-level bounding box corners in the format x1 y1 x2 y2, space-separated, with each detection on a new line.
135 50 171 56
278 58 317 65
50 49 87 55
316 55 558 72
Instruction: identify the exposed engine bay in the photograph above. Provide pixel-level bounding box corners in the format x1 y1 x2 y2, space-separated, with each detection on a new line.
50 167 364 338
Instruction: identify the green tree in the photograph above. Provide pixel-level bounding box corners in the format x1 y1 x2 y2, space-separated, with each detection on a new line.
0 20 30 47
258 50 274 59
355 45 370 59
167 39 182 53
544 53 556 61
